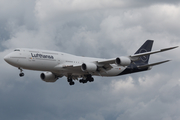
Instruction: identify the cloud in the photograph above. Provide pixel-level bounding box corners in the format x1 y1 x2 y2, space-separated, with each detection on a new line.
0 0 180 120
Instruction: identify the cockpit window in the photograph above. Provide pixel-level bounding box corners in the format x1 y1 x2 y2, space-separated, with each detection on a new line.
14 49 20 51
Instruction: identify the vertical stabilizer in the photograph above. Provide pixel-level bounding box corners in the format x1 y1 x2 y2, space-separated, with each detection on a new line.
134 40 154 65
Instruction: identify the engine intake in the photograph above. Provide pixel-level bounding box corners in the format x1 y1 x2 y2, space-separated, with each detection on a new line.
81 63 97 72
115 56 131 66
40 72 58 82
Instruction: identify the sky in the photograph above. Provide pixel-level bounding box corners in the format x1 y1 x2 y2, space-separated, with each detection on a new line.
0 0 180 120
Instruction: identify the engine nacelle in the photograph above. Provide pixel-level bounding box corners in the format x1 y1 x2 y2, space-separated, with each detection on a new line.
81 63 97 72
115 56 131 66
40 72 58 82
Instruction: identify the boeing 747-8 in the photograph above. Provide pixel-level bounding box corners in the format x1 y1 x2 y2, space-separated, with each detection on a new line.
4 40 178 85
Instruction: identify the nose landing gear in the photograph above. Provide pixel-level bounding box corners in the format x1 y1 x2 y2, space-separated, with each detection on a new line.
18 68 24 77
19 73 24 77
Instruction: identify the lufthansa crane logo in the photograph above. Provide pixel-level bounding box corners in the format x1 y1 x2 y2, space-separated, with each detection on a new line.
139 49 148 62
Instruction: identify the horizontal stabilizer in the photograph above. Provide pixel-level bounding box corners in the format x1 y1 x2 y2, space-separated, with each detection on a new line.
137 60 170 68
131 46 178 58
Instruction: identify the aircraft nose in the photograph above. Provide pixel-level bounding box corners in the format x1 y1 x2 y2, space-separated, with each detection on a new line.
4 52 20 67
4 54 10 62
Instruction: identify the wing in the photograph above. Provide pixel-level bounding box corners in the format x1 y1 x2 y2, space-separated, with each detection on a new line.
137 60 170 68
130 46 178 59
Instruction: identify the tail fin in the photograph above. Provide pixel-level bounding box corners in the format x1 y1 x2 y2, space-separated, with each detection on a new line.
134 40 154 65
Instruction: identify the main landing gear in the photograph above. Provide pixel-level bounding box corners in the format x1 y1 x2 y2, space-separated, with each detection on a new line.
79 75 94 84
18 68 24 77
67 77 75 86
67 75 94 86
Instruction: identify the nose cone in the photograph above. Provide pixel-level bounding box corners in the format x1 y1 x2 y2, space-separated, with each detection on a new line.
4 54 10 63
4 52 20 67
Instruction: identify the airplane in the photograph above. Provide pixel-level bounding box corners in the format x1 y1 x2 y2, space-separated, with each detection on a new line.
4 40 178 85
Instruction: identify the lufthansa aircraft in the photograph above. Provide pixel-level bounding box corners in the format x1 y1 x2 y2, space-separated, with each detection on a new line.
4 40 178 85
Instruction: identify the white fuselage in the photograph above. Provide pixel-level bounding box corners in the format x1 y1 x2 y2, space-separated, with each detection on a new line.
4 48 126 78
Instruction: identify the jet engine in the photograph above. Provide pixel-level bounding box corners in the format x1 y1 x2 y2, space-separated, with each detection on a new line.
81 63 97 72
115 56 131 66
40 72 58 82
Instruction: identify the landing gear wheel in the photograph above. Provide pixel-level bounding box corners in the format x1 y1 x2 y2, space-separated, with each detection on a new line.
89 77 94 82
79 79 87 84
83 80 88 84
79 79 83 83
19 73 24 77
69 81 75 86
